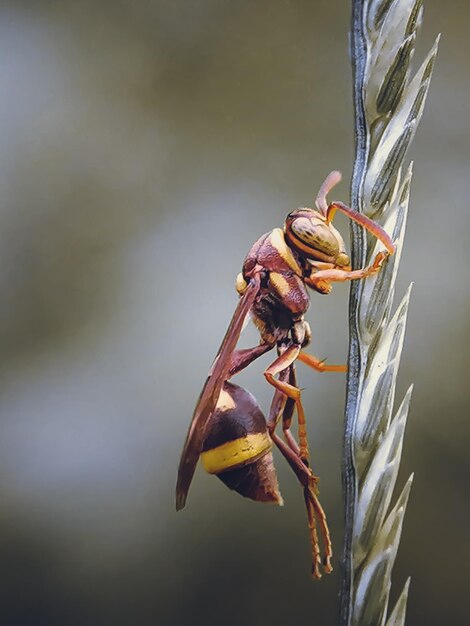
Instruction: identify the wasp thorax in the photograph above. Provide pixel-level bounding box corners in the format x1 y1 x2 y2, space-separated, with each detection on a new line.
289 215 339 257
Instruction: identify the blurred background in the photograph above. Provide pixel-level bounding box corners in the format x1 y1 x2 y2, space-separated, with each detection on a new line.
0 1 468 624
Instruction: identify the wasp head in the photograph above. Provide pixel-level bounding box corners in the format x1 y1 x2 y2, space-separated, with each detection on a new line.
284 208 350 268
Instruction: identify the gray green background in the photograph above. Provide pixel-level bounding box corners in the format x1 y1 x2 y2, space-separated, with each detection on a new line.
0 1 468 625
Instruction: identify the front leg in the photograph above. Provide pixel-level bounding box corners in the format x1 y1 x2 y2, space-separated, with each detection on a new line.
305 250 390 292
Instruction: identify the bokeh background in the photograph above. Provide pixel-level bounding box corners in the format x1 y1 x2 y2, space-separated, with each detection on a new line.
0 1 468 625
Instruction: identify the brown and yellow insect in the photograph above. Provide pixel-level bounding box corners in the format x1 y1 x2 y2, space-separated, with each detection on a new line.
176 171 395 578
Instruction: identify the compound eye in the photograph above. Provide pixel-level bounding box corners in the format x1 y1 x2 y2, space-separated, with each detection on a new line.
290 217 339 257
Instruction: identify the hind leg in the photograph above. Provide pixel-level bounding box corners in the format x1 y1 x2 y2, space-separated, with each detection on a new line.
266 365 332 578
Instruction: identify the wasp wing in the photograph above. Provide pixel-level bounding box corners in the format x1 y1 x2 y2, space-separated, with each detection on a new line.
175 273 262 510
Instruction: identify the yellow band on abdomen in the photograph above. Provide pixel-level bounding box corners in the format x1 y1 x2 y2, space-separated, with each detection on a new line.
201 432 272 474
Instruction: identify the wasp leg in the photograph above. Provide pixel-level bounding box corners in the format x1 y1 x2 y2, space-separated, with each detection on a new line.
227 342 274 378
264 345 312 462
281 369 333 576
266 365 300 456
298 351 347 373
282 365 301 457
266 369 320 578
305 249 390 293
269 352 343 469
305 477 333 576
273 430 333 578
275 432 324 578
266 371 332 578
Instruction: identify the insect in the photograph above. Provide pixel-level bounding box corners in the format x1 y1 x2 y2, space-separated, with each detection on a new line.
176 171 395 578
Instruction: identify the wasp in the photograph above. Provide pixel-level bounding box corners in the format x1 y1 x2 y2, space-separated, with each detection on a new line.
176 171 395 578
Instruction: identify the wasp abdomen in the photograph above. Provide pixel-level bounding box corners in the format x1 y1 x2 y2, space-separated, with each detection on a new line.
218 453 283 504
201 382 282 505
